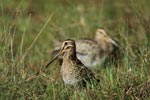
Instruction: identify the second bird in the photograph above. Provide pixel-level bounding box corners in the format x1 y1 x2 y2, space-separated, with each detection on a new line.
51 29 119 69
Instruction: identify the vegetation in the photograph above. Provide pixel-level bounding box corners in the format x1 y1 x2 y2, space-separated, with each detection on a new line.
0 0 149 99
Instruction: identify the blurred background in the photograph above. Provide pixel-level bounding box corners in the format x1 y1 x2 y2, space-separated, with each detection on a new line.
0 0 150 99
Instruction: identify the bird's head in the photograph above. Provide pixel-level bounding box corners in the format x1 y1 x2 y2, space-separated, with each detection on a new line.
95 28 119 51
45 39 76 68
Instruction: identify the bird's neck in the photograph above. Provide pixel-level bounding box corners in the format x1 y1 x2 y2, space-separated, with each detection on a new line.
63 49 77 61
95 38 107 51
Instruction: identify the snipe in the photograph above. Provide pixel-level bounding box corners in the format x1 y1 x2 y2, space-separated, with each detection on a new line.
45 39 99 87
51 29 119 69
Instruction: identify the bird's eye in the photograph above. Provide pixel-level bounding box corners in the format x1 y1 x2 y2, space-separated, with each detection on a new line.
99 32 103 34
64 42 68 45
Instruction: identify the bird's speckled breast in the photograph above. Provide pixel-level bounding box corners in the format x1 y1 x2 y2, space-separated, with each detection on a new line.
61 60 79 85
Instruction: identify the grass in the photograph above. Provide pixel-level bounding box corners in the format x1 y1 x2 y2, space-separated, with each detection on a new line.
0 0 150 99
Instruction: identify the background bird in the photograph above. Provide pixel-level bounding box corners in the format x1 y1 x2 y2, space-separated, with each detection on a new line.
51 29 120 69
45 39 99 87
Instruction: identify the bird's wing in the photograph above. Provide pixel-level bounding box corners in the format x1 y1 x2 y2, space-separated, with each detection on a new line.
75 59 96 80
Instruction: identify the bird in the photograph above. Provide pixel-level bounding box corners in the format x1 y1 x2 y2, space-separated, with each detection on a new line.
45 39 99 87
51 28 119 69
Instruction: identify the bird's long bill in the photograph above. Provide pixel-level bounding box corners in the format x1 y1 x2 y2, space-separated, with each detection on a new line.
45 49 63 68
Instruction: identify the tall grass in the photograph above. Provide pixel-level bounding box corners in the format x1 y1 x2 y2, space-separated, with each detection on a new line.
0 0 150 99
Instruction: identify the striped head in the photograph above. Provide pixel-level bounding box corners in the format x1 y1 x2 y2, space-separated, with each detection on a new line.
60 39 76 53
95 29 119 51
45 39 76 68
